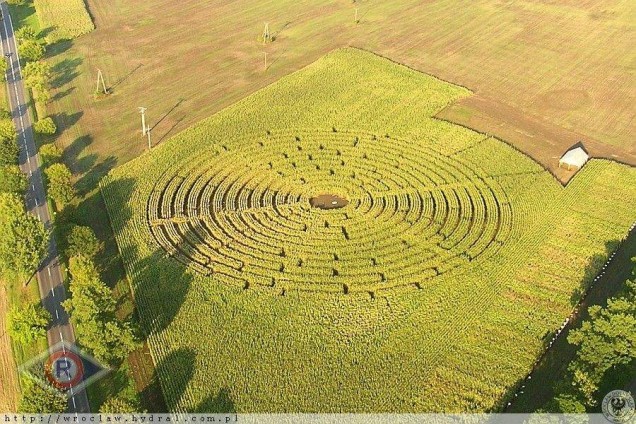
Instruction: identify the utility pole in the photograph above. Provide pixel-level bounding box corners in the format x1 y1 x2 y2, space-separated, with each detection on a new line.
262 23 270 44
138 107 147 136
96 69 108 94
147 126 152 150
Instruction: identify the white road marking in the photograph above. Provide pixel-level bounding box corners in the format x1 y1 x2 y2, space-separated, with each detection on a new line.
59 331 64 340
51 287 55 297
55 309 59 319
47 267 51 277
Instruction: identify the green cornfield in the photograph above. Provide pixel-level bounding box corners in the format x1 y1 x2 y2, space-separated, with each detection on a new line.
101 49 636 412
34 0 94 42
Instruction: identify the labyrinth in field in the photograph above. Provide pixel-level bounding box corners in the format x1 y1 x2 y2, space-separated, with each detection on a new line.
147 130 512 294
102 49 636 412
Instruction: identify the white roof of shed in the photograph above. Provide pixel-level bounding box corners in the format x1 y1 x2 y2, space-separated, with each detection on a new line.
559 146 589 168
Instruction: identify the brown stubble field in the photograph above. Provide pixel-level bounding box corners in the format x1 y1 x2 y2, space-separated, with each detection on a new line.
46 0 634 187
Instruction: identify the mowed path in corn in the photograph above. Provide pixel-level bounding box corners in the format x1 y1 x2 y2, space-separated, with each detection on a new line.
46 0 634 185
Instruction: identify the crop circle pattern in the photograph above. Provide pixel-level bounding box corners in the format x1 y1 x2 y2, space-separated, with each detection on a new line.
146 130 513 294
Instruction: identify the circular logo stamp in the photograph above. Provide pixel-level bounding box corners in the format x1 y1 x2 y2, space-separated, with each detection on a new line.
44 350 84 390
602 390 635 423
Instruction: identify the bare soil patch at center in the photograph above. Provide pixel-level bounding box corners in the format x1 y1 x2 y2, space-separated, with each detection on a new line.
309 194 349 210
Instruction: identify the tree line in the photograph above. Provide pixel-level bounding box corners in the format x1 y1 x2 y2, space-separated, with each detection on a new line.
11 225 141 412
2 9 139 411
543 259 636 413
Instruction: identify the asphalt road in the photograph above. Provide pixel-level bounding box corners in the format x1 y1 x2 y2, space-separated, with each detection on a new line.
0 1 90 413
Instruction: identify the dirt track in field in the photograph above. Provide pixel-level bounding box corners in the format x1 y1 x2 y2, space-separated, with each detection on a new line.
0 286 19 412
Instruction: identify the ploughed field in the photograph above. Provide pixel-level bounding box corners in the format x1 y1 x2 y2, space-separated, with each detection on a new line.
101 49 636 412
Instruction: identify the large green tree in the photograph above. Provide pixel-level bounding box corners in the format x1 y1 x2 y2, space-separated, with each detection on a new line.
18 39 45 63
63 256 138 365
0 118 17 141
65 225 101 260
34 117 57 135
6 302 50 344
22 61 51 103
44 163 76 206
15 26 37 43
18 379 67 413
567 278 636 405
39 142 62 167
0 165 27 194
0 193 49 278
23 61 51 86
0 137 18 166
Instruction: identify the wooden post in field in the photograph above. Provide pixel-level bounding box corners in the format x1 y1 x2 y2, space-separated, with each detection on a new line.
263 23 270 44
96 69 108 94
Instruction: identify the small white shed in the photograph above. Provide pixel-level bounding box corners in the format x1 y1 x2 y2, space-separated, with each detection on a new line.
559 145 589 171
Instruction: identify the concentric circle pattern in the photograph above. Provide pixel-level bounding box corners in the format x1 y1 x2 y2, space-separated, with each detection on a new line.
146 130 513 294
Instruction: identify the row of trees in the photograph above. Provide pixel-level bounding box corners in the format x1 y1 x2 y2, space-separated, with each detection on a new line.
0 27 61 410
63 253 138 365
11 224 137 413
5 5 140 413
0 193 48 280
0 108 26 195
545 260 636 412
14 19 59 135
64 231 143 412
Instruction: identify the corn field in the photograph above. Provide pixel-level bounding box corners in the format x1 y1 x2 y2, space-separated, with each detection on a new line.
101 49 636 412
34 0 94 43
